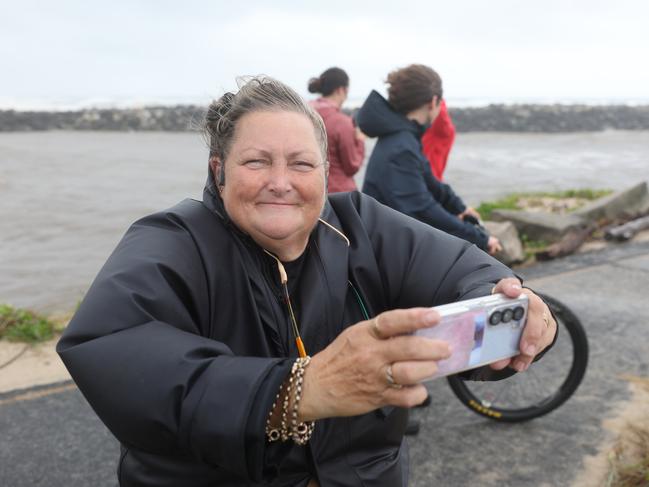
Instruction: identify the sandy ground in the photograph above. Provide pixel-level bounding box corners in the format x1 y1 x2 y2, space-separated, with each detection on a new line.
0 337 70 394
571 377 649 487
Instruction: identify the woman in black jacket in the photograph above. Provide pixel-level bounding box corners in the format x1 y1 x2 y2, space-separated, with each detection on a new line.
57 76 555 486
359 64 502 255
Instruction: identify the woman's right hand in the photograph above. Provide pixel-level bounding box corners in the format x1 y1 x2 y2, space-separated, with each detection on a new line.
297 308 451 421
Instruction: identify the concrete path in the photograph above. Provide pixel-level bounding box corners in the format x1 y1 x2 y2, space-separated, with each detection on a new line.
0 382 117 487
1 240 648 487
409 239 649 486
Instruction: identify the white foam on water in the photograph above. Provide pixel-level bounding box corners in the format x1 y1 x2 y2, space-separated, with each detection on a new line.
3 95 649 112
0 95 209 111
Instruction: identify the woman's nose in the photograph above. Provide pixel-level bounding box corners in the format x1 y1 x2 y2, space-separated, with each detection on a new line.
266 161 292 193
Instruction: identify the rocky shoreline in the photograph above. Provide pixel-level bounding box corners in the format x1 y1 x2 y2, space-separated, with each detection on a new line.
449 104 649 132
2 104 649 132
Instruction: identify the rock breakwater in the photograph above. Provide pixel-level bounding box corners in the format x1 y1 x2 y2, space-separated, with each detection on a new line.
2 104 649 133
0 106 204 132
449 104 649 132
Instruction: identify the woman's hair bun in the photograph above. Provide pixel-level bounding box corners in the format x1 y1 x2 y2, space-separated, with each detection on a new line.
307 77 322 94
309 68 348 96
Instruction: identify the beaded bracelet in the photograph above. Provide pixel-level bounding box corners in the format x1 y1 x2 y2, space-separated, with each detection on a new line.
265 356 314 445
280 363 295 442
265 378 285 442
289 357 314 445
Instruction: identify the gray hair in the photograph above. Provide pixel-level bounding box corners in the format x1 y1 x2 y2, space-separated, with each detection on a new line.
203 76 328 168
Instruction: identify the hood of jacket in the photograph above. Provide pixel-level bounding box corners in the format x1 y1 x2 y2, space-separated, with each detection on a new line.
356 90 425 139
204 167 227 218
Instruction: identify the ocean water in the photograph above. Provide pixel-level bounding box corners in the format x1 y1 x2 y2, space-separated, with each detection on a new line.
1 130 648 312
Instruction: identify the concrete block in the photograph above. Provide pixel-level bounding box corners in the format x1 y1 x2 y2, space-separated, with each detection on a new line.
575 181 649 222
490 209 585 242
484 221 525 265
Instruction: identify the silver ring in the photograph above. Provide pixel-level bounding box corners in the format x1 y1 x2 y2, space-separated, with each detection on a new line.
386 364 402 389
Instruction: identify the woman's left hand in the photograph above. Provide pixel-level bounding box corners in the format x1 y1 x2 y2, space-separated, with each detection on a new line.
488 278 557 372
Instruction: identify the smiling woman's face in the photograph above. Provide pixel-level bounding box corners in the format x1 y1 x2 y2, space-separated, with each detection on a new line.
220 110 327 261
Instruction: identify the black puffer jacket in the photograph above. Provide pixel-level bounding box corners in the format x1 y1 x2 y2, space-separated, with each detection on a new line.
57 177 513 486
359 90 489 250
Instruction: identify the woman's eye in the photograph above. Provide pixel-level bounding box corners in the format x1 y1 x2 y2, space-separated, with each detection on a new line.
243 159 268 169
290 161 316 172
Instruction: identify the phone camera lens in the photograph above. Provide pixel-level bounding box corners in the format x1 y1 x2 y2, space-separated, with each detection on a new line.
513 306 525 321
502 308 514 323
489 310 502 325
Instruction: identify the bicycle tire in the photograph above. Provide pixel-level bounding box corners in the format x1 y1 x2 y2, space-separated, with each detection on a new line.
446 292 588 422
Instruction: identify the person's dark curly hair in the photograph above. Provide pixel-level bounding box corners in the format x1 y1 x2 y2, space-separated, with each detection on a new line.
386 64 443 115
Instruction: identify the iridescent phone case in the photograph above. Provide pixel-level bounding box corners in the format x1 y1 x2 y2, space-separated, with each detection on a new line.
414 293 529 380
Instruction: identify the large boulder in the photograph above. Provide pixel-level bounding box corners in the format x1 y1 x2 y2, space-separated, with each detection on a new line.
484 221 525 265
490 210 585 242
575 181 649 222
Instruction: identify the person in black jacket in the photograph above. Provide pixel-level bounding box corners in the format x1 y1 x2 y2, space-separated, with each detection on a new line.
57 76 555 487
359 64 502 255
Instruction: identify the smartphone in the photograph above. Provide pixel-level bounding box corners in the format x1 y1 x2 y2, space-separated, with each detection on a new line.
414 293 529 380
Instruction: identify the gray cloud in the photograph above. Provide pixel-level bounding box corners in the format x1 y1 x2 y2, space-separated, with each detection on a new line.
1 0 648 107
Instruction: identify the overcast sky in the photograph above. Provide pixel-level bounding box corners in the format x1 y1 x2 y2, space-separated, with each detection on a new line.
1 0 648 108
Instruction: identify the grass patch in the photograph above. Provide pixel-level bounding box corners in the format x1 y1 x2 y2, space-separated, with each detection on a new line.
476 194 521 221
0 304 57 343
605 377 649 487
520 234 550 259
552 188 613 200
477 188 613 220
606 429 649 486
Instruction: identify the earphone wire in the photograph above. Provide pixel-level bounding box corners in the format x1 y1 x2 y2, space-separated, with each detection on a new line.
262 248 307 358
318 218 350 246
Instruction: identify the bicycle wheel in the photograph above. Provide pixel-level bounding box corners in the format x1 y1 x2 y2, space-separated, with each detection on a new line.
446 293 588 422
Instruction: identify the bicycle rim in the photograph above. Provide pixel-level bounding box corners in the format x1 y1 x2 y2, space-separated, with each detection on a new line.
447 293 588 422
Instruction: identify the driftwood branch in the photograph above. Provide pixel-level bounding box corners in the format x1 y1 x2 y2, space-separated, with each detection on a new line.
604 215 649 241
535 225 597 261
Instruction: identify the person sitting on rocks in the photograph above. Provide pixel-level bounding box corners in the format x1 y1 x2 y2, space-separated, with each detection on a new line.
359 64 501 255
